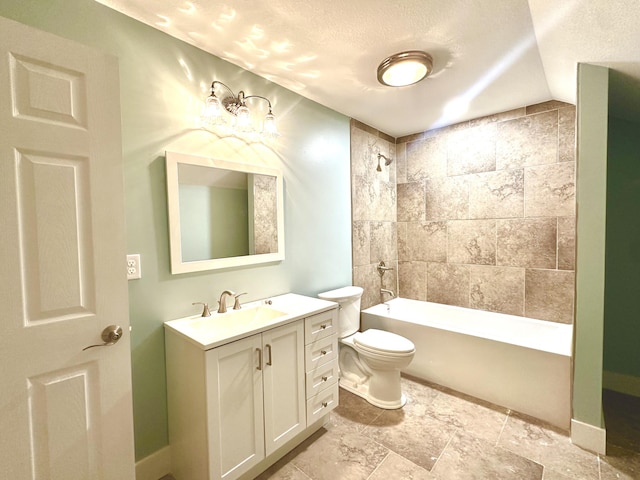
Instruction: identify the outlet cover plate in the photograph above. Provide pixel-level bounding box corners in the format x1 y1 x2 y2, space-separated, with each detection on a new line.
126 254 141 280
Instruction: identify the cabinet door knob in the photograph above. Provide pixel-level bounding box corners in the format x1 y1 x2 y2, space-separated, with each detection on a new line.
321 376 328 382
320 350 327 355
320 324 327 330
321 401 328 408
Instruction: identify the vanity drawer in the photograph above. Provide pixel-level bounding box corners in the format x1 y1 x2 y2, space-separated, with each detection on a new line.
305 335 337 372
305 360 339 398
306 381 339 425
304 309 337 343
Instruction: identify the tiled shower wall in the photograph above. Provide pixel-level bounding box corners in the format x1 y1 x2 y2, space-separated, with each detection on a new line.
351 101 576 323
351 120 398 309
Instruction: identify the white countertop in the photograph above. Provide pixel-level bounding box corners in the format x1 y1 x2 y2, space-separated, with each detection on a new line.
164 293 337 350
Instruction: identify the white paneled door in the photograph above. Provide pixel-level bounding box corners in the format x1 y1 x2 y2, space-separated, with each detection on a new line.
0 16 135 480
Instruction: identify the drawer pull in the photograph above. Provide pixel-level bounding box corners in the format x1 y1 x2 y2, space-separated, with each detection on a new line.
320 350 327 355
322 401 328 408
321 376 328 382
320 324 327 330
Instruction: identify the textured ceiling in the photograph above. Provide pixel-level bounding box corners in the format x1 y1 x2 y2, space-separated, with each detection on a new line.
96 0 640 137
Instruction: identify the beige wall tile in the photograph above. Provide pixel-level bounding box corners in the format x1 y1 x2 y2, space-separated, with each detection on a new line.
407 136 447 181
447 220 497 265
371 179 397 222
351 175 372 221
469 107 526 127
399 261 427 301
497 218 557 268
557 217 576 271
447 123 497 176
370 221 397 263
350 125 380 179
398 182 426 221
469 169 524 219
558 106 576 163
352 221 370 267
524 162 575 217
427 263 470 307
525 269 575 323
426 176 469 220
353 263 384 310
525 100 572 115
496 110 558 170
397 221 408 262
395 141 407 184
469 265 525 316
406 221 447 262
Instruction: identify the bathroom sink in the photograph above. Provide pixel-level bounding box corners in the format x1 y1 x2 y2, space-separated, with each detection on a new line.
190 306 287 331
164 293 339 350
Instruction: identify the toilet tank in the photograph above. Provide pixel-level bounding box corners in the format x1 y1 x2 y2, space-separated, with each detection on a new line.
318 286 363 338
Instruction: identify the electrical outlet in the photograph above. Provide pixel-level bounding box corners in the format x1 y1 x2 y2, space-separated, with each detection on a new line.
126 254 141 280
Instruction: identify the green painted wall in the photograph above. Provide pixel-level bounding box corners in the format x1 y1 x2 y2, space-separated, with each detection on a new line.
604 115 640 378
0 0 352 460
574 63 609 427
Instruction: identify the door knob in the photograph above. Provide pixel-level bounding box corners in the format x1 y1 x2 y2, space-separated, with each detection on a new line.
83 325 123 351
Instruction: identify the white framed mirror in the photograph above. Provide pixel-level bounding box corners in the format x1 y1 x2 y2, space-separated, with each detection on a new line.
166 151 284 274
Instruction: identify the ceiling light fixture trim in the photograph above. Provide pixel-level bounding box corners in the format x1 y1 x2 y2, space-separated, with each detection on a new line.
377 50 433 87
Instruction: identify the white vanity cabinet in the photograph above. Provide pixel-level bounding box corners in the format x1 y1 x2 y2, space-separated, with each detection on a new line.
165 295 339 480
206 321 305 479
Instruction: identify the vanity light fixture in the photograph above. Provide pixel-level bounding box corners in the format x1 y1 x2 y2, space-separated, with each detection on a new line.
377 50 433 87
201 80 280 139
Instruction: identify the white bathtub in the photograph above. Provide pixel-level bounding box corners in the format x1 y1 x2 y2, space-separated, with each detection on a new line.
361 298 573 429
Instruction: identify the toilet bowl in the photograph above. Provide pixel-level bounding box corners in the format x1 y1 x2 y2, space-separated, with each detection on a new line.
318 286 415 409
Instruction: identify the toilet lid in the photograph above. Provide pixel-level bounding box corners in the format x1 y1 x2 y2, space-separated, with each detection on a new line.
354 329 415 354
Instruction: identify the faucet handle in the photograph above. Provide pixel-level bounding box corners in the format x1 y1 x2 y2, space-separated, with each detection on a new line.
192 302 211 317
233 292 248 310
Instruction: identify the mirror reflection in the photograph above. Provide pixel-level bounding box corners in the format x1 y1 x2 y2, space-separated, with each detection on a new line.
166 151 284 274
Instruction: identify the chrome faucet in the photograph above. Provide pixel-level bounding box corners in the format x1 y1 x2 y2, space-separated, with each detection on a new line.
217 290 236 313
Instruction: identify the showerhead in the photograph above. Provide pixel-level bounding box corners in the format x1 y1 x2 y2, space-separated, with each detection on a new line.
376 153 393 171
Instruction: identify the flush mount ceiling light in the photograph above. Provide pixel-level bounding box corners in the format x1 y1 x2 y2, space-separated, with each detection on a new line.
200 80 279 140
377 50 433 87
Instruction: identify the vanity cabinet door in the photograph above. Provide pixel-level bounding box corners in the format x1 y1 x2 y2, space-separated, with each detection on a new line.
262 321 306 456
206 334 265 480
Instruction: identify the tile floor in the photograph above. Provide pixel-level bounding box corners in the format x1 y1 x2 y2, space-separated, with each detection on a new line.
254 376 640 480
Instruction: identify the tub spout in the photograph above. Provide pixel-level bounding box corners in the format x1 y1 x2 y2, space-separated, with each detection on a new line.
380 289 395 299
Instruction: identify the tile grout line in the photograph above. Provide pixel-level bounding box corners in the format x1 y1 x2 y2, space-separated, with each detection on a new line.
364 451 391 480
495 409 512 448
429 428 457 475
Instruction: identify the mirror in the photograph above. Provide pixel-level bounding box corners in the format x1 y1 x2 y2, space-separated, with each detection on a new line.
166 151 284 274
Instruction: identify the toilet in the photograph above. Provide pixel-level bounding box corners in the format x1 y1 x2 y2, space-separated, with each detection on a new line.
318 286 415 409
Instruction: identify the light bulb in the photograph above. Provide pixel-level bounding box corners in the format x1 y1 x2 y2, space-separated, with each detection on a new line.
235 104 252 132
201 94 225 127
262 111 280 139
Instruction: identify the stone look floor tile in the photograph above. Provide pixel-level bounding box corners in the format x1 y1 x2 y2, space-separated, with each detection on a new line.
289 424 389 480
422 386 509 444
368 452 434 479
330 388 384 432
362 400 457 471
431 432 544 480
497 414 599 480
255 378 640 480
254 462 311 480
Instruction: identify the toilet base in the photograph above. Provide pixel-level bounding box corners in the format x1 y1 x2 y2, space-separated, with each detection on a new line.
338 376 407 409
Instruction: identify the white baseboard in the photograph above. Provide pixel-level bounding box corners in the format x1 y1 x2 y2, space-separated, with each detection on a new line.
603 370 640 397
135 445 172 480
571 419 606 455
